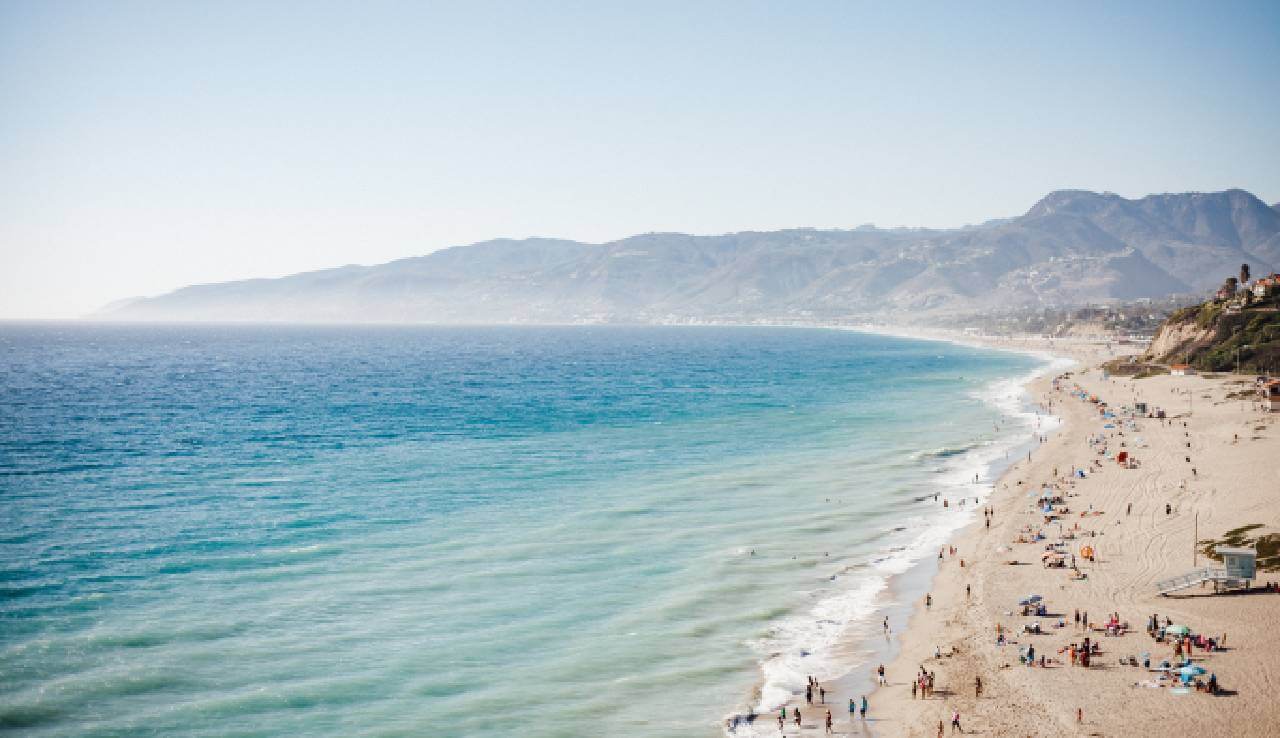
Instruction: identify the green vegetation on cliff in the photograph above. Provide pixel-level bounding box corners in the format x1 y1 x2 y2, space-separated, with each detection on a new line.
1145 276 1280 373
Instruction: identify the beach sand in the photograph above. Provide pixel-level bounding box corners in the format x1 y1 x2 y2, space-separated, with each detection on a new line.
762 338 1280 737
863 346 1280 737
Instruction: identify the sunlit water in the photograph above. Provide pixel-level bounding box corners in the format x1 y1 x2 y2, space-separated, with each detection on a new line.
0 324 1047 736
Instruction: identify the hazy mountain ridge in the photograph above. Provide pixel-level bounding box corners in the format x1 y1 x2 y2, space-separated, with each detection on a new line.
99 190 1280 323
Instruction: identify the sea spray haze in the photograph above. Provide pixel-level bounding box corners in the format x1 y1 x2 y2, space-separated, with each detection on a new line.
0 324 1042 736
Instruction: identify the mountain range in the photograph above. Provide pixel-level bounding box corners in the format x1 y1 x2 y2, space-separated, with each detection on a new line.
98 189 1280 324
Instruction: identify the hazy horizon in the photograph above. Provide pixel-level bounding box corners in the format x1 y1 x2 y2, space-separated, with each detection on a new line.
3 1 1279 318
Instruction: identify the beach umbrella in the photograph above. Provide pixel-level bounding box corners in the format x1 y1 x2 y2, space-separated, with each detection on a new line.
1165 624 1191 637
1179 664 1206 677
1103 424 1115 428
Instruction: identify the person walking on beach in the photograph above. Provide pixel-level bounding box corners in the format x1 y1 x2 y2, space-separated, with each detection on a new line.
806 684 812 705
912 679 918 699
859 695 868 719
825 709 833 734
849 697 856 719
877 664 886 686
925 593 932 610
951 709 963 733
819 686 825 704
794 708 801 727
974 675 982 698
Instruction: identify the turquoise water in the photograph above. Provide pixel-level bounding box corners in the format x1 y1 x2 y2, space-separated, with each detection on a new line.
0 324 1043 736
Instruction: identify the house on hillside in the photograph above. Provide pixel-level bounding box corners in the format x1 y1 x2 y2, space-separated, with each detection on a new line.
1170 364 1195 376
1253 275 1279 299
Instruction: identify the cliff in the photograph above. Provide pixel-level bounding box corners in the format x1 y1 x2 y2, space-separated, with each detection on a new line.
1143 287 1280 372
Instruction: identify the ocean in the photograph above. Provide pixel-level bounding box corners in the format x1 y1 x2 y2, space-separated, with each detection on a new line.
0 324 1052 736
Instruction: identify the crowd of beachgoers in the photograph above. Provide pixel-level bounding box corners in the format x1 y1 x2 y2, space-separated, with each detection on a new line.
737 337 1280 737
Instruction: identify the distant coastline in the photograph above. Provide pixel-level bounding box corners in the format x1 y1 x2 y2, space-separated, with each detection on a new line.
90 189 1280 325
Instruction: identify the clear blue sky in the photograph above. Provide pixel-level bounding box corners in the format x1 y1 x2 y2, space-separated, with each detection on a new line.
2 1 1278 318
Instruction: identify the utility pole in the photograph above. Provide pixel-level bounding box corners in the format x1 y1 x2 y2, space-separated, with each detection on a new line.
1235 345 1250 375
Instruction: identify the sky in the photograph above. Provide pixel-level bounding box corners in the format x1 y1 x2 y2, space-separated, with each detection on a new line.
2 1 1279 318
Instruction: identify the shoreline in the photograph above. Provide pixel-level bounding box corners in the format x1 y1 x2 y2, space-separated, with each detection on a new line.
860 337 1280 736
859 347 1076 737
732 328 1082 736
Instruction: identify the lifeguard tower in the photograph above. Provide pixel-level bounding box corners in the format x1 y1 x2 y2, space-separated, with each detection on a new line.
1216 546 1257 581
1155 545 1256 595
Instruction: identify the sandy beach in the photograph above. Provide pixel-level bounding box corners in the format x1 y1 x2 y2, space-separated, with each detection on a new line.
761 337 1280 737
865 341 1280 737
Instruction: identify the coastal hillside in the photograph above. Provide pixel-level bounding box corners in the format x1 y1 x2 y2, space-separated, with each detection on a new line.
1143 269 1280 372
98 190 1280 323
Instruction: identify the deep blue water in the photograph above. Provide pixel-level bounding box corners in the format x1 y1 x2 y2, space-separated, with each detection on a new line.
0 324 1039 736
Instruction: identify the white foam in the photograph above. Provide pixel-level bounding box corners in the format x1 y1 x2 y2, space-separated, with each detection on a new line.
733 336 1071 733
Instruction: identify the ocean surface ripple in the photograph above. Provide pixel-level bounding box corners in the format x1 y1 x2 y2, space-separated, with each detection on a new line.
0 324 1042 736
